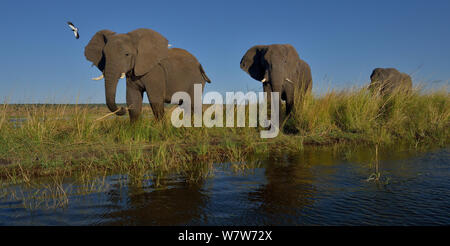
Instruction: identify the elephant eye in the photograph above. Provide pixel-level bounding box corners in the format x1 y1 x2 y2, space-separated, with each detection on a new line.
125 53 129 56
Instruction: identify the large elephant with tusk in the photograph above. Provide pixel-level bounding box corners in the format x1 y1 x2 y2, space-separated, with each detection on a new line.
85 28 210 122
240 44 312 124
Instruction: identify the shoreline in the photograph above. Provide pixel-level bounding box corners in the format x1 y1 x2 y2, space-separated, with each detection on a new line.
0 88 448 184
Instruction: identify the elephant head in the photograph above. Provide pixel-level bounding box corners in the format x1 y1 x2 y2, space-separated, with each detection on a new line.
84 28 169 115
240 44 303 92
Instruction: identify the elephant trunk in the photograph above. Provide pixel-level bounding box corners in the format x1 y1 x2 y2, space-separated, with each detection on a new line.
104 68 127 116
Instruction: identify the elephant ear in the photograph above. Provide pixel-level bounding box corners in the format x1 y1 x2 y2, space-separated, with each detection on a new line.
370 68 384 81
241 45 268 82
240 46 257 73
128 28 169 76
84 30 116 71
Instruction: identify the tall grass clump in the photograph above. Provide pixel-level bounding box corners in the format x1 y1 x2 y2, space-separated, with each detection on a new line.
292 85 449 145
381 87 449 145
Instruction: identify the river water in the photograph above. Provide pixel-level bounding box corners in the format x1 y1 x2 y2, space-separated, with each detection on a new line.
0 146 449 225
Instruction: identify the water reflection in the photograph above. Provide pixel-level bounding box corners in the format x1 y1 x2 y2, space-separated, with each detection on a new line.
0 145 449 225
246 154 317 225
99 177 209 225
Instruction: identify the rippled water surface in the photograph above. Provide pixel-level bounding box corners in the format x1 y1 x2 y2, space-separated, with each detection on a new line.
0 146 449 225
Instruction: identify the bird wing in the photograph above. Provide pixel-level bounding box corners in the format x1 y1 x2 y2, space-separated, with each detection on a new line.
67 22 76 31
75 31 80 39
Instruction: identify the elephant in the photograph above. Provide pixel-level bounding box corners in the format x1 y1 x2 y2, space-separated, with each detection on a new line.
240 44 312 124
369 68 412 96
84 28 210 122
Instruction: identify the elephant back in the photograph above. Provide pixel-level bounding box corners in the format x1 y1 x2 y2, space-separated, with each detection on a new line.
296 59 313 93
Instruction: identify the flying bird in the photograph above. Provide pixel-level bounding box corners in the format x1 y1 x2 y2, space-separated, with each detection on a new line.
67 21 79 39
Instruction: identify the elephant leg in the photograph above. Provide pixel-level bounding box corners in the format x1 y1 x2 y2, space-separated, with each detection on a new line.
145 85 165 120
269 83 286 125
142 65 166 120
126 82 144 123
278 97 285 126
146 88 165 120
150 102 165 120
285 87 295 118
262 82 284 127
263 82 273 119
286 100 294 117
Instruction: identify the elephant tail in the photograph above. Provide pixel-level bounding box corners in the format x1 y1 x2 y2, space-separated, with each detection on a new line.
199 64 211 83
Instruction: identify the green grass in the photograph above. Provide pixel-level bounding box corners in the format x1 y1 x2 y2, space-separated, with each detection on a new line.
0 85 448 184
292 85 449 146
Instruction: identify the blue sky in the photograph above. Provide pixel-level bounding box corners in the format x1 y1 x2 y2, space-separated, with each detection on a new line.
0 0 449 104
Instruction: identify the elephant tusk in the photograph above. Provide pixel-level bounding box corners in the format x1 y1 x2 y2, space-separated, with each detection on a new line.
261 78 267 83
285 78 294 84
92 74 104 81
92 73 125 81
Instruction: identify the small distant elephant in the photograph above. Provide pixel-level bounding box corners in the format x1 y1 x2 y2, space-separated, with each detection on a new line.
84 28 210 122
240 44 312 123
369 68 412 95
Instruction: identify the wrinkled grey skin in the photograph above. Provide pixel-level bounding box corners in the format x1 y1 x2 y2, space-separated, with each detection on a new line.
85 29 210 122
160 47 211 106
240 44 312 123
369 68 412 96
